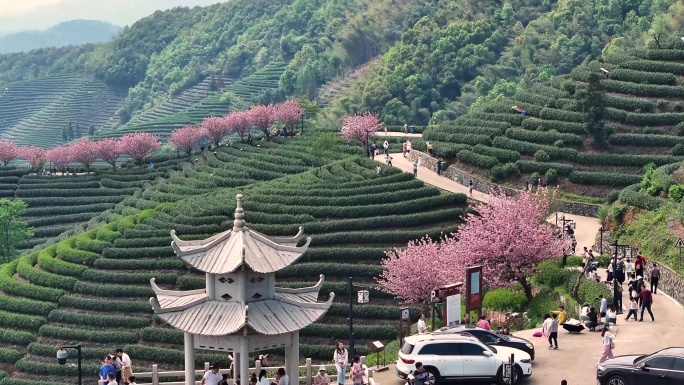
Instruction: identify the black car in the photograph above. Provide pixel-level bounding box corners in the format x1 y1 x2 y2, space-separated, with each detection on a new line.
432 325 535 361
597 347 684 385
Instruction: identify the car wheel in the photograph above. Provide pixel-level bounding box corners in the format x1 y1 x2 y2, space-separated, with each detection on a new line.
424 367 439 385
607 375 629 385
497 364 522 385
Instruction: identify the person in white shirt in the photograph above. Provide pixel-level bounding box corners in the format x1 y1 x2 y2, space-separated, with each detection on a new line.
625 259 633 275
544 313 559 349
597 327 616 365
277 368 289 385
116 348 132 384
201 365 223 385
333 342 348 385
580 303 590 321
417 313 428 334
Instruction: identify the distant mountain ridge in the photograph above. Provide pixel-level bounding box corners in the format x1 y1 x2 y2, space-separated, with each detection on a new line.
0 20 121 54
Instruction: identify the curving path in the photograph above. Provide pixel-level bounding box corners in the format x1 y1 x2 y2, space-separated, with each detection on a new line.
375 153 684 385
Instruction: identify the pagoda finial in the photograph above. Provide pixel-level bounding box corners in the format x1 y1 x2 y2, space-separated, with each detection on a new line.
233 194 246 231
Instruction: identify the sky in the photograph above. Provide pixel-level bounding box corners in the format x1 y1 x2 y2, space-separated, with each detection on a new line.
0 0 229 33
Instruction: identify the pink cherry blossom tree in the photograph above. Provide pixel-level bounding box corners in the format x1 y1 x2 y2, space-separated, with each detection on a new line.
46 145 72 171
169 126 204 157
248 104 275 140
120 132 160 165
340 112 384 156
377 236 466 304
226 110 252 142
17 146 46 173
70 138 98 172
96 138 123 170
273 100 304 135
452 188 567 301
0 140 17 165
202 116 231 146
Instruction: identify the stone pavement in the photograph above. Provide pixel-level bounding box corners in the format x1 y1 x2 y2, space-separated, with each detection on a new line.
374 132 423 138
379 153 684 384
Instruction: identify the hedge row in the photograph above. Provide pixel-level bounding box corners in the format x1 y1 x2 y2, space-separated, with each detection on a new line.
472 144 521 163
24 203 115 217
575 152 682 167
26 212 99 227
624 112 684 126
93 258 186 270
601 79 684 98
604 93 655 112
243 194 466 219
27 343 108 360
328 303 421 320
124 345 231 367
0 378 60 385
48 309 150 328
521 118 586 135
492 137 577 161
505 128 583 146
141 327 184 344
421 131 492 146
59 295 153 313
249 179 425 198
609 133 684 147
247 186 439 208
16 254 76 291
465 112 524 126
568 171 641 186
0 294 55 316
515 160 574 176
37 247 88 277
14 358 99 377
634 49 684 61
0 309 45 331
278 263 384 278
453 118 511 130
73 281 155 297
0 260 64 302
16 187 137 197
610 68 677 85
456 150 499 169
301 324 397 340
432 122 502 135
618 184 664 210
55 239 100 266
19 195 125 207
0 328 35 345
38 324 139 343
540 107 584 123
18 181 101 190
308 226 459 247
100 178 151 189
81 269 178 285
33 225 73 238
102 246 174 259
74 232 111 253
621 59 684 76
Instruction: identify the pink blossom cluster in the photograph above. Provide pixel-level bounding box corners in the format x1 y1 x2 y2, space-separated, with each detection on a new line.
378 188 567 303
340 112 384 149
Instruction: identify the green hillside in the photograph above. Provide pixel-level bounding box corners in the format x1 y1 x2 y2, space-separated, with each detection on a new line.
0 135 467 384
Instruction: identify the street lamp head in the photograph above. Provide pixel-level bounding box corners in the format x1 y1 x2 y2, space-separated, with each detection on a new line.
56 348 68 365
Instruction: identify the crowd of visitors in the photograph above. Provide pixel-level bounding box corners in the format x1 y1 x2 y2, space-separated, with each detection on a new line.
99 349 134 385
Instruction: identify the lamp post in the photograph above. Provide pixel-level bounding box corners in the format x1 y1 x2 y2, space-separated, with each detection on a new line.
599 226 610 257
56 344 82 385
348 276 369 358
611 241 630 313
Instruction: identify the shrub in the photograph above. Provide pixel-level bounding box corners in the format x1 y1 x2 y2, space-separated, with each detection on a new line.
601 79 684 98
93 258 186 270
534 150 550 162
278 263 384 278
608 133 684 147
0 293 55 316
669 184 684 202
38 246 88 277
618 184 664 210
621 59 684 76
38 325 139 343
482 288 528 312
0 347 22 363
59 295 153 313
103 246 174 259
141 327 184 344
502 162 520 178
0 310 45 331
0 328 34 345
569 171 641 186
457 150 499 169
576 152 681 167
16 255 76 291
328 303 421 320
545 168 559 185
48 310 149 328
472 145 520 163
493 137 578 161
540 107 584 122
673 144 684 156
73 281 155 297
433 143 471 158
515 160 574 176
522 117 586 135
490 165 506 182
0 261 64 302
507 128 582 146
81 270 178 285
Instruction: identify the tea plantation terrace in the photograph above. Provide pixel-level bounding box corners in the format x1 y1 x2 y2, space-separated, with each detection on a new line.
0 137 467 385
422 48 684 198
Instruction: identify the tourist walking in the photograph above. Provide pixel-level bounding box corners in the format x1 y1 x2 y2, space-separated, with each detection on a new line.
382 140 389 155
597 327 616 366
625 297 638 321
277 368 289 385
615 283 623 312
351 356 363 385
650 263 660 294
476 315 491 331
387 156 393 167
333 342 348 385
544 313 559 349
116 348 132 385
635 255 645 279
437 159 443 175
598 294 608 321
402 142 407 158
201 364 223 385
636 284 655 322
370 142 378 160
417 313 428 334
100 355 116 385
468 180 473 195
413 160 418 177
314 366 330 385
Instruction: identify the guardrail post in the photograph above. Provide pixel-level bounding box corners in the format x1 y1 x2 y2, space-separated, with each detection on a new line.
305 358 312 385
152 364 159 385
360 356 366 366
256 360 262 375
205 362 210 371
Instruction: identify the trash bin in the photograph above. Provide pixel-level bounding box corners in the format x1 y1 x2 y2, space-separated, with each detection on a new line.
410 126 416 133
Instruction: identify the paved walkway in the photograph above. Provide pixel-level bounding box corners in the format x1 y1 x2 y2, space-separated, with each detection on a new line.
374 132 423 138
376 153 684 384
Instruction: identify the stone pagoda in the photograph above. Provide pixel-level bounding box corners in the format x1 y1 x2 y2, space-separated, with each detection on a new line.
150 194 335 385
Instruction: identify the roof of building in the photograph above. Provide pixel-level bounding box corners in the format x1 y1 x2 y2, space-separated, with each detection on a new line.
170 194 311 274
149 276 334 336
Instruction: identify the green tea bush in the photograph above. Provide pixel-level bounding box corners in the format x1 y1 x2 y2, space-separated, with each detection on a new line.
16 187 137 198
74 231 111 253
534 150 550 162
472 145 520 163
576 152 681 167
55 239 99 266
38 325 139 343
38 247 87 277
432 143 471 158
308 226 458 247
0 293 55 316
610 68 677 85
20 195 125 207
540 107 584 122
249 187 439 207
490 164 506 182
0 347 23 363
0 310 45 331
0 261 64 302
73 281 155 297
621 59 684 76
103 246 173 259
422 131 492 146
482 288 528 312
608 133 684 147
601 79 684 98
456 150 499 169
0 328 35 345
493 137 578 161
278 263 384 278
27 343 108 360
14 358 100 376
81 270 178 284
141 327 184 344
24 203 115 216
453 118 511 130
604 93 655 112
16 255 76 291
59 295 153 313
507 128 583 146
48 310 149 328
328 303 421 320
301 324 397 340
669 184 684 202
93 258 186 270
569 171 641 186
545 168 559 185
618 184 664 210
0 378 60 385
635 49 684 61
515 160 574 176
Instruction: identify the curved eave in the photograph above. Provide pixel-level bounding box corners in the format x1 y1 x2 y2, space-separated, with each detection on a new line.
275 274 325 295
150 278 206 296
247 293 336 335
171 229 233 255
250 226 305 246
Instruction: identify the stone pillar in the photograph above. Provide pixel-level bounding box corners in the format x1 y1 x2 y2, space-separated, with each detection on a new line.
240 338 249 385
285 331 300 385
206 273 215 300
184 333 195 385
234 352 240 382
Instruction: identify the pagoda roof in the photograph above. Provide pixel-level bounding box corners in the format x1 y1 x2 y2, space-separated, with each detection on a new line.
170 194 311 274
149 276 334 336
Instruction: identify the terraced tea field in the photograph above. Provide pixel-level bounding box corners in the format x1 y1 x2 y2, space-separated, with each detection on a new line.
423 48 684 197
0 136 466 385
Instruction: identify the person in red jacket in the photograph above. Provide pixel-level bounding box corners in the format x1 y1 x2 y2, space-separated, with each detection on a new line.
635 284 654 322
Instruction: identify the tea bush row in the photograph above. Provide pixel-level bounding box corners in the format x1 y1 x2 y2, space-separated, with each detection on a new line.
568 171 642 186
456 150 499 169
505 128 583 146
59 295 153 313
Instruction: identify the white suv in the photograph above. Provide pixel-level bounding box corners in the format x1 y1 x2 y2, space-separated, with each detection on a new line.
395 334 532 385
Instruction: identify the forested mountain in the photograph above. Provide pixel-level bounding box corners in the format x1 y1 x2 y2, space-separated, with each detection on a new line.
0 20 121 54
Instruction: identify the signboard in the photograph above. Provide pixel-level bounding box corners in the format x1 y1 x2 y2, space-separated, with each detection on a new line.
465 265 483 312
400 307 410 320
676 238 684 248
430 289 439 303
445 294 461 327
